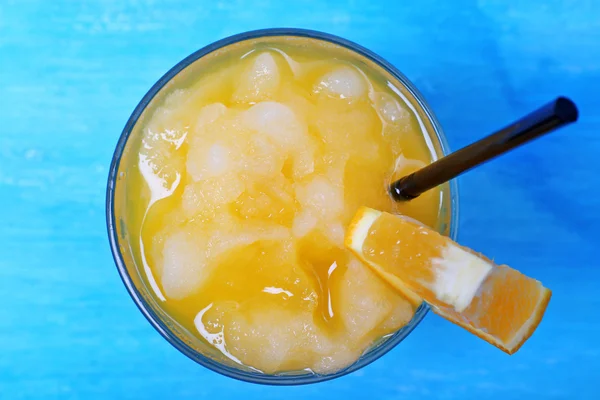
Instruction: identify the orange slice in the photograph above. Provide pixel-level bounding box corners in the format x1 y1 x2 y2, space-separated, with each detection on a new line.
345 207 551 354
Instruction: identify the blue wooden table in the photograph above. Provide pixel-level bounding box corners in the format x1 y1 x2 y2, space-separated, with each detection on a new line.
1 1 598 399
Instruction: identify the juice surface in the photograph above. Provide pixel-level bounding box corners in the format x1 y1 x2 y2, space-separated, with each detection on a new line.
121 37 448 374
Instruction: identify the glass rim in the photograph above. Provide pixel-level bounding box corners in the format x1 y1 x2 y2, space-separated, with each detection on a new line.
106 27 459 386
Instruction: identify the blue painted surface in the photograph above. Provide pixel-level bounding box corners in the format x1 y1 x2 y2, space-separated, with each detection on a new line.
1 1 599 398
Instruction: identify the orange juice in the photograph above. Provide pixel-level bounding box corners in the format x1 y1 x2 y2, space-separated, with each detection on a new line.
116 36 450 374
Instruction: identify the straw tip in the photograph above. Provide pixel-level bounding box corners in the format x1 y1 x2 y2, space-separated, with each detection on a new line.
555 97 578 123
390 177 419 201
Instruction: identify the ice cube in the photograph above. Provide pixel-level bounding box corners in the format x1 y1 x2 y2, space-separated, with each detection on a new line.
322 153 349 188
210 222 290 257
292 210 319 238
324 221 345 247
373 92 409 124
223 307 322 373
312 347 360 374
181 174 244 218
164 89 195 110
244 135 285 177
336 258 394 340
380 294 416 332
145 89 190 134
262 173 295 205
233 52 281 103
161 229 209 300
196 103 227 131
188 105 251 157
187 142 232 182
234 191 272 220
295 176 344 218
313 99 380 163
393 154 427 179
314 66 366 100
291 148 316 180
242 101 306 149
234 174 295 223
218 301 360 373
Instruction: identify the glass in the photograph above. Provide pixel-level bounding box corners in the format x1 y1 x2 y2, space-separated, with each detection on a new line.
106 28 459 385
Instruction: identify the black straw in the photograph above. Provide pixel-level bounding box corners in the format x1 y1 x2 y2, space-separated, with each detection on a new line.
390 97 579 201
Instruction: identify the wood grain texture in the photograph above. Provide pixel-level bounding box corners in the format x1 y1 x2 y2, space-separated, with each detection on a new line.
1 0 598 398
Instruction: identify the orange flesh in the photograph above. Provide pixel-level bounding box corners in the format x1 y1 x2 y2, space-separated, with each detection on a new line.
363 213 450 302
353 209 551 354
119 38 451 373
435 266 551 353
